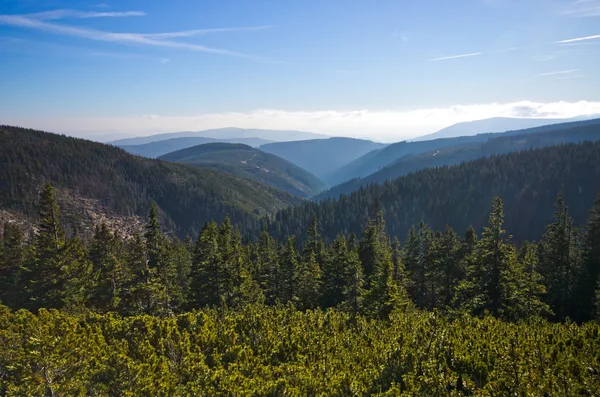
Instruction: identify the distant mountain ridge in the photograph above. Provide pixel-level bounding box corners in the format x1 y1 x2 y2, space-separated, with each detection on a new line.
0 125 302 238
118 136 273 158
326 118 600 186
411 116 596 141
111 127 329 146
315 119 600 200
159 143 327 198
260 137 387 181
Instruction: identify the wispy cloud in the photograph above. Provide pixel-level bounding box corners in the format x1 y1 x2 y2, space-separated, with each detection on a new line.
95 3 109 8
555 34 600 43
143 26 272 39
560 0 600 17
0 13 270 60
538 69 580 76
25 9 145 20
159 57 170 64
430 52 483 61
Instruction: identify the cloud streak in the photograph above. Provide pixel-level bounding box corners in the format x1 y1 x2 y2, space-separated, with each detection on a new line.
143 26 273 38
0 13 269 60
555 34 600 43
538 69 580 76
25 9 146 19
5 101 599 142
430 52 483 61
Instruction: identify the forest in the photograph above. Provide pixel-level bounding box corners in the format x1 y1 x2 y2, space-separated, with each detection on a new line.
269 141 600 245
1 181 600 394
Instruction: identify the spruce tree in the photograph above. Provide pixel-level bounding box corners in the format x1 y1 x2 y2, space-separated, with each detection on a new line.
539 194 582 321
341 249 365 318
189 222 221 308
0 222 27 308
322 235 350 308
517 242 551 319
30 183 65 310
279 236 299 304
581 190 600 321
89 222 122 312
295 251 322 310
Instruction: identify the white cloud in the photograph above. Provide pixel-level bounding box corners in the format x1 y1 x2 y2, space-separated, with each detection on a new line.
159 57 170 64
25 9 146 19
144 26 272 38
555 34 600 43
4 101 600 142
430 52 483 61
538 69 579 76
95 3 109 8
0 14 268 59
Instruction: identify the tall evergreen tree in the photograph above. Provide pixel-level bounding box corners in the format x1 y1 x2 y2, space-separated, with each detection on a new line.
580 190 600 321
30 183 65 310
0 222 27 308
295 251 322 310
88 222 122 312
539 194 582 321
341 249 365 318
322 235 351 308
517 242 551 319
189 222 221 308
279 236 299 304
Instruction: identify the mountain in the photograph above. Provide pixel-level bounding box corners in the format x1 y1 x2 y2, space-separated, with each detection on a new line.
118 137 273 158
316 120 600 200
264 141 600 245
326 118 600 186
411 116 595 141
110 128 329 146
159 143 327 198
0 125 302 238
260 137 387 181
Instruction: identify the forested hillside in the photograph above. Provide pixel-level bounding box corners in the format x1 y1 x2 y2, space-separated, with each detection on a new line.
328 118 600 186
267 141 600 244
261 137 386 180
118 136 272 158
1 179 600 394
317 121 600 200
159 143 327 198
0 126 301 237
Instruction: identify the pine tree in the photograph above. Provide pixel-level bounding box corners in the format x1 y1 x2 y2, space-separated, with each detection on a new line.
0 222 27 308
364 242 404 319
30 183 65 310
581 190 600 321
472 197 523 320
189 222 221 308
256 230 280 305
295 251 322 310
279 236 299 304
322 235 350 308
59 235 93 311
516 242 551 319
88 222 122 312
341 249 365 318
539 194 582 321
224 228 263 308
120 232 151 315
404 222 433 309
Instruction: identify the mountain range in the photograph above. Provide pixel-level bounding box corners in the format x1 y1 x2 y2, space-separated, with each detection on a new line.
260 137 387 181
118 137 273 158
111 127 329 146
0 125 302 238
159 143 327 198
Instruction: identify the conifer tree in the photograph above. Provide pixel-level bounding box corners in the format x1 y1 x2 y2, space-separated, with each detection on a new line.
189 222 221 308
59 235 93 311
120 232 151 315
581 190 600 321
30 183 65 310
295 251 322 310
539 194 582 321
472 197 523 320
517 242 551 319
89 222 122 312
322 235 350 308
0 222 27 308
279 236 299 304
341 249 365 318
256 230 280 305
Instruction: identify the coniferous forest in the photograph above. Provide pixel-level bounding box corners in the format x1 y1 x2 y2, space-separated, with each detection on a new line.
2 180 600 395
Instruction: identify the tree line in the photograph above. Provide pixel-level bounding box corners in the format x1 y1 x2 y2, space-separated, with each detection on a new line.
2 182 600 323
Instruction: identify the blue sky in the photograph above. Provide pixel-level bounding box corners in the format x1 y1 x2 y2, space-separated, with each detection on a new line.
1 0 600 141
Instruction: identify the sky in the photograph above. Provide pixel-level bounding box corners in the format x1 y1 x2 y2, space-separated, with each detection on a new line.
1 0 600 142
